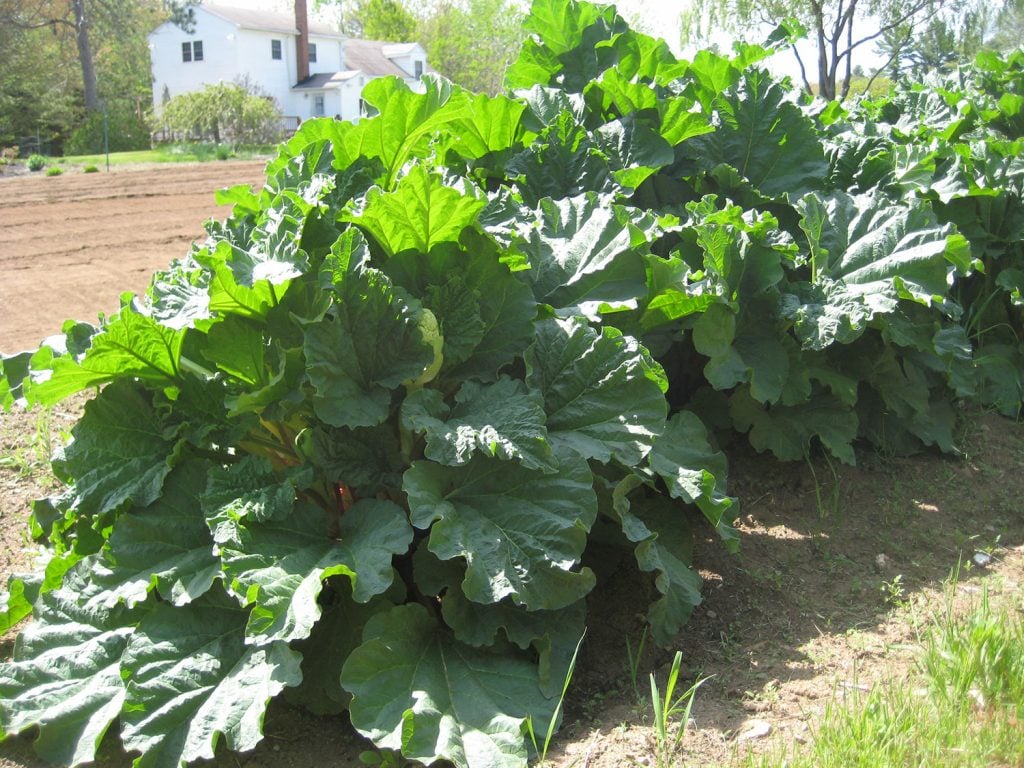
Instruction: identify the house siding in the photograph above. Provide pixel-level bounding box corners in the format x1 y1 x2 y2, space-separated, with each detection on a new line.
150 6 422 127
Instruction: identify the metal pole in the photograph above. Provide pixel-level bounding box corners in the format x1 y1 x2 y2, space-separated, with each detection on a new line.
103 105 110 172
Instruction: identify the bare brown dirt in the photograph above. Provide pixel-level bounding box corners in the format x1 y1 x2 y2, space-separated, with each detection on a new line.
1 161 1023 768
0 161 265 353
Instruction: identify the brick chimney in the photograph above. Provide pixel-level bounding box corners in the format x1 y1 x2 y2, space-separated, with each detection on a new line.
295 0 310 84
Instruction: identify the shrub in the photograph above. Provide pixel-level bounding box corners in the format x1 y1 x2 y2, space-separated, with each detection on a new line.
26 153 45 171
65 104 152 155
158 82 283 145
44 166 63 176
83 165 99 173
214 144 232 160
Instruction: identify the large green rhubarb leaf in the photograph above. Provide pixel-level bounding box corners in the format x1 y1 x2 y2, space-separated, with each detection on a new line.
404 451 597 610
27 307 184 406
53 380 185 517
521 193 649 319
349 166 487 256
0 562 143 766
384 232 537 381
342 603 556 768
90 461 220 608
214 500 412 644
648 411 738 550
401 377 556 472
800 191 969 291
526 317 667 465
120 591 302 768
686 70 826 199
607 486 701 646
305 267 435 428
415 550 586 698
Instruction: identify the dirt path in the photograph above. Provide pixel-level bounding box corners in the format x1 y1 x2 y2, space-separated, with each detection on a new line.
0 161 265 354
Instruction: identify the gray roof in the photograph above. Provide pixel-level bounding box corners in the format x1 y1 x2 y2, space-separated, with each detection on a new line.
201 2 344 38
343 39 416 78
291 71 359 90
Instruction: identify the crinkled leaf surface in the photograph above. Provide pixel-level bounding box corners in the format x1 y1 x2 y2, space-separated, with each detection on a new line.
349 166 487 256
401 377 556 472
526 317 667 465
54 381 184 517
384 233 537 382
520 193 649 318
342 603 556 768
120 591 302 768
214 500 412 643
648 411 738 550
27 308 183 406
305 267 434 428
798 191 970 311
202 455 301 529
404 451 597 610
0 562 143 767
415 550 586 698
90 461 220 608
686 71 827 199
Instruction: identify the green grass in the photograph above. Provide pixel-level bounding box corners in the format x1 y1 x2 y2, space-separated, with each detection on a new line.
54 142 277 167
738 582 1024 768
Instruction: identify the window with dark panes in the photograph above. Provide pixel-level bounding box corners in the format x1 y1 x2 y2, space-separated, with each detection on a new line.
271 39 282 59
309 43 317 63
414 60 423 77
182 41 192 62
192 40 203 61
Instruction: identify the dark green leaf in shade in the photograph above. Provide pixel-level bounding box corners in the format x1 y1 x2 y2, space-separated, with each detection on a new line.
608 488 702 646
342 603 556 768
297 424 405 497
214 500 412 644
53 381 185 518
648 412 738 550
384 233 537 382
401 377 556 472
286 588 397 715
304 268 434 428
404 452 597 611
526 317 667 465
119 591 302 768
0 561 144 766
414 549 586 699
90 461 220 608
730 386 858 464
202 455 302 530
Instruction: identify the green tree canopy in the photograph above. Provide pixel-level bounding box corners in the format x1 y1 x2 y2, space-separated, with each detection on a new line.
681 0 951 100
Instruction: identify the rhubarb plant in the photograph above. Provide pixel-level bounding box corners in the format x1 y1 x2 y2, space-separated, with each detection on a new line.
3 2 1024 767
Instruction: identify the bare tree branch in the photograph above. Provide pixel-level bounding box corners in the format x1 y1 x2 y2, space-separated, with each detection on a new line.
838 0 936 60
791 42 814 93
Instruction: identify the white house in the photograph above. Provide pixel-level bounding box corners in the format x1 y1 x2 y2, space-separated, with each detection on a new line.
148 2 430 126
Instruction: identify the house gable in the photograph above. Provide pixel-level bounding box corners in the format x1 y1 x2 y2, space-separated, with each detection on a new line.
149 3 428 126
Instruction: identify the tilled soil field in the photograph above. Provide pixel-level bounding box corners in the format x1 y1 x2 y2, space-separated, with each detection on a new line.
0 161 265 353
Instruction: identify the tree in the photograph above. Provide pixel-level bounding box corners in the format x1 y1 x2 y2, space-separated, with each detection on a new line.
681 0 951 100
876 8 987 78
336 0 417 39
0 0 197 113
415 0 525 94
